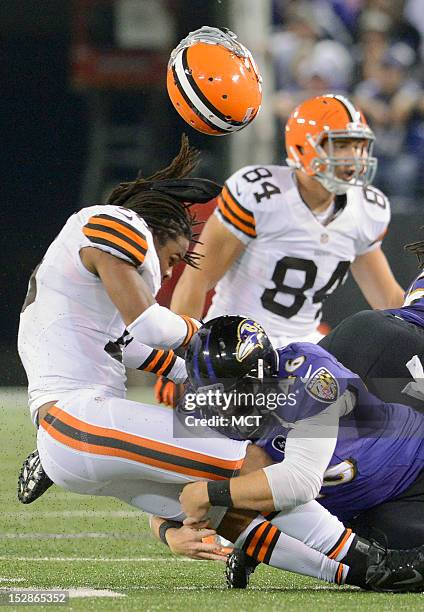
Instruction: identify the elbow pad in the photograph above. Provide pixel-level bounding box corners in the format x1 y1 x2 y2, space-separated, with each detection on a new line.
127 303 200 350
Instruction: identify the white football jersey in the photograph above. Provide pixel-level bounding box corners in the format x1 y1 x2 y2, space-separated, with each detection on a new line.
207 165 390 346
18 205 161 424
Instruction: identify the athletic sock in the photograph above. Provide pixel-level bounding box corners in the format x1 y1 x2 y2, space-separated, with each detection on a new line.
236 518 349 585
266 501 354 558
325 527 356 561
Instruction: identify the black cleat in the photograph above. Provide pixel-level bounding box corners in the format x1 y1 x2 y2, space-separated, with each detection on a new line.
17 449 53 504
226 549 259 589
366 541 424 593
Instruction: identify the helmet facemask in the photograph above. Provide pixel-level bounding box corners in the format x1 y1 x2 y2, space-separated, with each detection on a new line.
193 358 278 440
305 125 377 195
184 316 278 439
168 26 262 83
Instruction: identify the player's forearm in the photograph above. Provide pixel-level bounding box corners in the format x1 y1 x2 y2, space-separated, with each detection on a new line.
149 515 225 561
122 340 187 383
362 280 404 310
351 249 404 309
384 282 405 309
149 515 170 542
180 470 275 522
229 469 276 513
171 269 210 318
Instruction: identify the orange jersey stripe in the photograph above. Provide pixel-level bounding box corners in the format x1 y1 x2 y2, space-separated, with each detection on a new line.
217 196 256 238
245 522 269 558
143 350 165 373
44 406 244 473
156 351 175 376
82 227 146 265
180 315 197 347
222 186 255 225
41 420 231 481
87 216 148 251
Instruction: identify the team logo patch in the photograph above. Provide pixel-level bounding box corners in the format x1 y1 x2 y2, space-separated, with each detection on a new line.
271 435 286 454
305 367 339 403
236 319 265 362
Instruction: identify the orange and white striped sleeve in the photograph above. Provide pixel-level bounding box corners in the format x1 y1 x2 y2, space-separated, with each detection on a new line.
82 211 148 267
214 170 257 244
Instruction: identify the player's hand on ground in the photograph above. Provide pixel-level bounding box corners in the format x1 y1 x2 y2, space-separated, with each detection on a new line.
166 523 228 562
154 376 185 407
179 481 210 524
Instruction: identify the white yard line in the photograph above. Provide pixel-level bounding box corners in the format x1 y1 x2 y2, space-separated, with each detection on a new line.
69 589 126 598
3 510 141 519
0 533 125 540
126 585 342 591
0 587 125 599
0 556 195 562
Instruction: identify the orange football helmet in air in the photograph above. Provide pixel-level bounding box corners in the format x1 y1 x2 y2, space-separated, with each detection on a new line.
285 94 377 194
167 26 262 136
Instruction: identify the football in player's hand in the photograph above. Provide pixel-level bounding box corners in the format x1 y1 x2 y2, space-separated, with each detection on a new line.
167 26 262 136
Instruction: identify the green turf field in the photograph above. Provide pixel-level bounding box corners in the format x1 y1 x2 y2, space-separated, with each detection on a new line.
0 388 422 611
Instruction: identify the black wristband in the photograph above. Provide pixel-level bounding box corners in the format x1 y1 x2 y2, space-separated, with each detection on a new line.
158 520 182 546
207 480 233 508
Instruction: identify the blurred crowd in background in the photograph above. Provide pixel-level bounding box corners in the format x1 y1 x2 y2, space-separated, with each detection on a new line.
270 0 424 211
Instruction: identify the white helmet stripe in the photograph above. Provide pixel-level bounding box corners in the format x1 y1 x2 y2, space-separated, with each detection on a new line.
333 94 360 122
173 50 240 133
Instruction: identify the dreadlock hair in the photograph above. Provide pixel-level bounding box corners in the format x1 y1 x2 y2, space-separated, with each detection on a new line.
405 227 424 269
106 134 202 268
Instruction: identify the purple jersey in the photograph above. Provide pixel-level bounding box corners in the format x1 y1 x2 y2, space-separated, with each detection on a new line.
387 271 424 327
257 343 424 521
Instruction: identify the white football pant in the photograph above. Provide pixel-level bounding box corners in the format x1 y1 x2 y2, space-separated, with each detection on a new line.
37 389 248 522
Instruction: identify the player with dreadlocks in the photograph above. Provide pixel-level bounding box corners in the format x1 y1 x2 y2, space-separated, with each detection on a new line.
17 134 215 503
16 136 254 564
18 134 222 426
105 135 203 269
319 232 424 410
